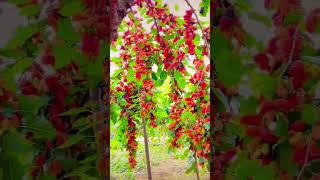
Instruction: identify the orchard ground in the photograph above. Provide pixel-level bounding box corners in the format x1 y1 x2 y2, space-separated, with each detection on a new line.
111 138 210 180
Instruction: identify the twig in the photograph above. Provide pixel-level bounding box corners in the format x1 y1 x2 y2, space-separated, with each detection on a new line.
145 1 161 37
279 26 299 78
184 0 210 56
297 134 312 180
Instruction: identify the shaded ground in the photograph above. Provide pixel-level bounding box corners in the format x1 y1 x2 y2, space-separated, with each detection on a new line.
136 155 209 180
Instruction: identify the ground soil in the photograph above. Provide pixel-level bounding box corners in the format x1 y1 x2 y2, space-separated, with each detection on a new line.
135 155 210 180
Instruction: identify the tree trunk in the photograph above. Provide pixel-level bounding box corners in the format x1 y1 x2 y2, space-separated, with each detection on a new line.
162 125 166 147
142 117 152 180
194 154 200 180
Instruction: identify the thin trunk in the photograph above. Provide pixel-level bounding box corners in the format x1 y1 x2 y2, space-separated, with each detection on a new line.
194 154 200 180
162 126 166 146
142 117 152 180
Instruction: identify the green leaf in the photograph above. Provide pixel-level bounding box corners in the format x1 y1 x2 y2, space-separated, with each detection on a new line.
0 155 25 180
0 58 32 91
60 0 85 17
160 71 167 80
239 97 258 114
20 4 41 16
216 51 244 87
56 18 80 45
302 104 319 125
0 48 25 59
60 107 88 116
251 73 278 99
78 173 97 180
193 34 201 46
52 44 76 69
212 28 231 55
199 0 209 16
185 161 196 174
73 118 90 128
181 111 196 123
174 4 179 11
152 72 158 80
79 154 97 164
68 165 92 176
2 131 34 165
58 135 83 149
284 10 304 25
235 0 252 11
83 42 107 87
279 141 299 175
5 22 44 49
173 71 186 89
236 158 276 180
18 95 47 115
248 11 272 27
24 116 57 140
111 57 121 63
127 69 135 83
274 114 288 137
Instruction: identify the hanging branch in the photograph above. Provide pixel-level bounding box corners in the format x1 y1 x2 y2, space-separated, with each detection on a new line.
145 0 161 37
184 0 210 57
279 26 299 78
297 134 312 180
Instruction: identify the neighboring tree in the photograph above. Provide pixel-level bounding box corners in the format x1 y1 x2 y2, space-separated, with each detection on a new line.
212 0 320 179
0 0 109 179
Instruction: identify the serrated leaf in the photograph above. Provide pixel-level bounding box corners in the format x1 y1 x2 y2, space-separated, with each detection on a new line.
18 95 47 115
302 104 319 125
73 118 90 128
152 72 158 80
160 71 167 80
2 131 34 165
58 135 83 149
5 22 44 49
274 114 288 137
60 0 84 17
0 48 25 59
60 107 88 116
84 42 107 87
56 18 80 45
236 159 276 180
284 10 304 25
7 0 28 4
216 51 244 87
111 57 121 63
248 11 272 27
251 73 278 99
52 44 76 69
24 116 57 140
0 155 25 180
235 0 252 11
193 34 201 46
279 141 299 175
20 4 41 16
239 97 258 114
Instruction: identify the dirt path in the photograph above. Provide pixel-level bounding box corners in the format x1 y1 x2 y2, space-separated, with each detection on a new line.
135 156 209 180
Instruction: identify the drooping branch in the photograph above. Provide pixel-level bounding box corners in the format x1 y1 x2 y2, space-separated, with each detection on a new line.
184 0 210 57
